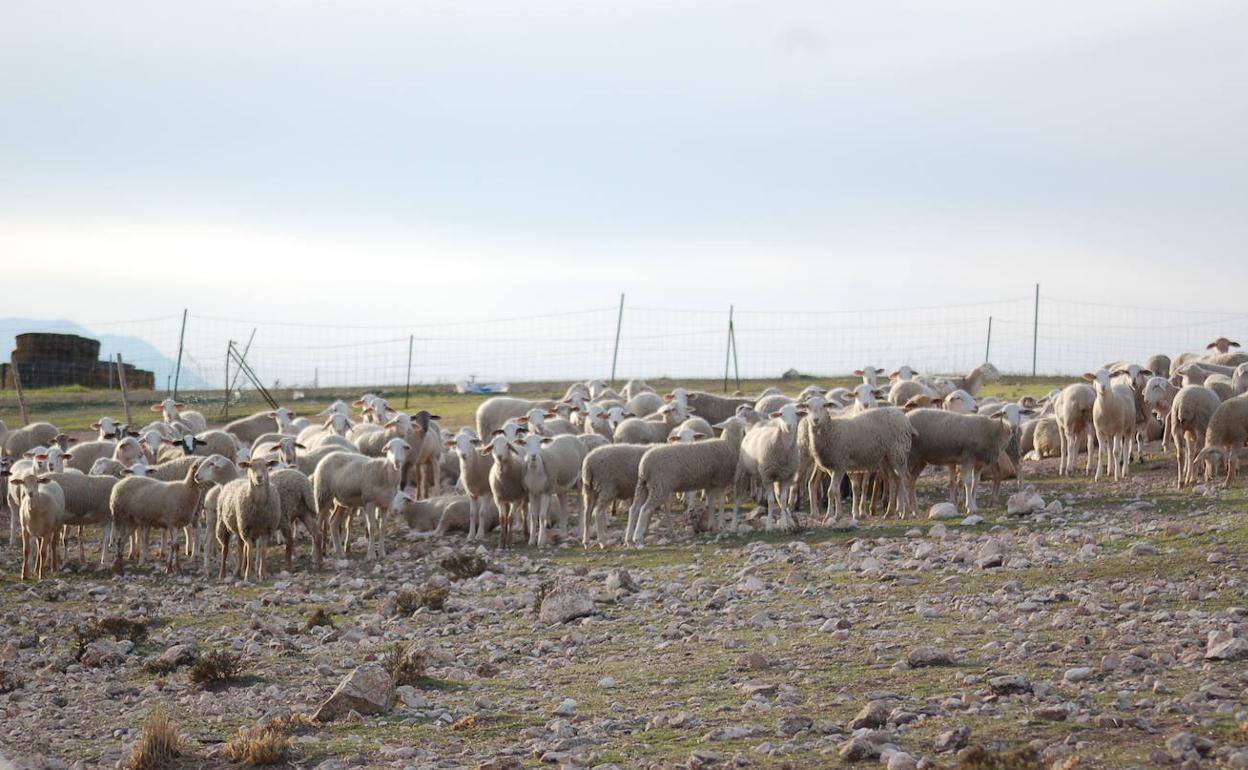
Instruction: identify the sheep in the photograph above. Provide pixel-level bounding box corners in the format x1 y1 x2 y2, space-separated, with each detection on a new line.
45 469 128 563
65 439 123 473
1204 351 1248 367
150 398 208 435
109 458 217 574
1022 416 1061 460
1109 365 1154 463
518 433 588 547
888 379 935 407
905 410 1011 514
1054 383 1096 476
577 433 610 454
613 404 683 445
1143 376 1181 451
669 390 754 425
1207 337 1242 354
1082 369 1137 481
296 443 355 475
628 416 748 546
481 432 528 548
625 391 664 418
0 421 59 461
396 494 500 534
440 428 493 540
269 468 323 570
580 444 649 548
1194 396 1248 486
297 412 353 449
670 416 714 443
87 458 149 478
157 430 242 463
854 367 886 387
1146 354 1172 379
942 390 977 414
312 437 409 561
735 404 805 532
1171 385 1222 487
253 435 305 467
476 396 559 440
407 410 444 498
755 393 796 415
8 474 67 580
804 406 915 520
214 458 283 581
983 403 1034 499
224 407 298 446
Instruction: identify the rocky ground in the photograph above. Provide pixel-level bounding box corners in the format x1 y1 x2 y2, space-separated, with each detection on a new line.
1 452 1247 770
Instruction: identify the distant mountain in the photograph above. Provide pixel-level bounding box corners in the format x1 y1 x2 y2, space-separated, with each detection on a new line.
0 318 209 390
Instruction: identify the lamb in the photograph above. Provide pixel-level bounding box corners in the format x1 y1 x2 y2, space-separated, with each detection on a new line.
214 459 283 581
481 432 528 548
439 429 494 540
397 494 500 534
150 398 208 435
8 474 67 580
1022 416 1061 460
1171 385 1222 487
735 404 805 532
1054 383 1096 476
406 410 444 498
476 396 558 439
224 407 298 446
268 468 323 570
518 433 588 547
1082 369 1137 481
0 421 59 461
628 416 748 546
804 406 915 520
312 437 409 561
580 444 649 548
905 410 1011 514
108 458 217 574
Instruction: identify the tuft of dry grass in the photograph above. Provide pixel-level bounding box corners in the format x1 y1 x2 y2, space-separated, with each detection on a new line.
221 725 289 766
953 745 1043 770
304 606 336 631
450 714 484 731
532 579 555 614
441 551 487 580
75 615 150 660
122 709 181 770
382 642 427 688
394 584 448 615
188 649 245 689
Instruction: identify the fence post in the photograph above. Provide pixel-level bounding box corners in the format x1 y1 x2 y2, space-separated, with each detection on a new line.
731 318 741 392
172 308 188 399
222 342 231 420
10 356 29 426
404 335 414 409
723 305 734 393
1031 284 1039 376
984 316 993 363
116 354 133 425
609 293 625 387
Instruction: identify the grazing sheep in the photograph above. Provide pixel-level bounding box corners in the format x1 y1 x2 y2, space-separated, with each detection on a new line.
0 421 59 461
312 438 409 561
580 444 649 548
8 474 68 580
1171 385 1222 487
518 433 588 547
628 417 748 546
109 458 217 574
905 410 1011 514
736 404 805 532
804 406 915 520
215 459 283 581
440 429 493 540
1054 383 1096 476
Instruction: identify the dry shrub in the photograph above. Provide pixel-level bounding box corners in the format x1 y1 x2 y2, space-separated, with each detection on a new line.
304 607 336 631
189 650 245 689
74 615 150 660
953 746 1043 770
395 585 448 614
222 725 289 766
382 642 427 688
532 579 555 614
0 668 23 694
450 714 484 731
122 709 181 770
441 551 487 580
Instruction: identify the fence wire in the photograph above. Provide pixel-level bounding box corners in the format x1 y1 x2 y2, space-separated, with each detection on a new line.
3 291 1247 391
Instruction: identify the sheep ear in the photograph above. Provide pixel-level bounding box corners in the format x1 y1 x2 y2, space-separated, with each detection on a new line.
1082 373 1096 382
875 368 885 374
90 422 101 429
175 402 186 409
666 436 681 443
853 369 864 376
238 461 252 468
469 438 480 446
694 432 707 441
768 411 782 418
540 438 553 446
1139 369 1153 377
663 393 674 401
295 443 307 449
37 477 52 484
149 404 163 412
1207 342 1218 349
8 478 22 486
428 414 441 420
352 399 365 406
443 440 455 448
34 453 48 461
62 453 73 460
479 445 494 456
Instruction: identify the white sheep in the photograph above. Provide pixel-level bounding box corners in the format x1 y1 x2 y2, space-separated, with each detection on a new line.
396 494 500 534
736 404 805 532
150 398 208 435
905 409 1013 514
1054 383 1096 476
108 457 218 574
580 443 649 548
942 389 977 414
476 396 559 439
0 421 59 461
518 433 588 547
803 406 915 520
1171 385 1222 487
312 437 410 561
1083 369 1137 481
439 428 493 540
8 473 67 580
480 432 528 548
215 458 283 581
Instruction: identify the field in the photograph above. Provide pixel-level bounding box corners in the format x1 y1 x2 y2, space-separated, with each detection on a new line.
2 378 1247 770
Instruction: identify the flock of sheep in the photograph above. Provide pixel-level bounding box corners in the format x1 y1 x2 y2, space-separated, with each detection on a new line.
3 335 1248 581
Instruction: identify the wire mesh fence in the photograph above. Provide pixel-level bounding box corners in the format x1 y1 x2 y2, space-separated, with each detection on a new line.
3 289 1248 395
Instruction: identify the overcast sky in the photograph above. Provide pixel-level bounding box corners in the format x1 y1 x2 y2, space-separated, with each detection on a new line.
3 0 1247 326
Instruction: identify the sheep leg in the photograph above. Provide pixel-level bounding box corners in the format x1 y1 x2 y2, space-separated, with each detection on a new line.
499 500 511 549
632 491 664 549
362 503 379 560
624 483 645 547
581 488 595 548
597 498 613 549
1084 430 1095 476
962 464 979 514
258 536 268 581
377 506 388 558
241 538 252 581
776 480 795 530
111 526 128 576
536 494 551 548
217 529 230 580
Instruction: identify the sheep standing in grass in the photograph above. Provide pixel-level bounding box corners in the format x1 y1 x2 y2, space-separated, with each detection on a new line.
628 417 748 546
518 433 588 547
269 468 322 570
905 410 1012 514
804 407 915 520
0 421 59 461
215 459 283 581
313 438 409 561
440 429 493 540
1171 385 1222 488
580 444 648 548
736 404 805 532
476 396 559 440
8 474 67 580
109 458 217 574
482 432 527 548
1194 396 1248 487
1083 369 1137 481
1054 383 1096 476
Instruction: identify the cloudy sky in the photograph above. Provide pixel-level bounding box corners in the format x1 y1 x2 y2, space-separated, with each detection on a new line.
3 0 1247 327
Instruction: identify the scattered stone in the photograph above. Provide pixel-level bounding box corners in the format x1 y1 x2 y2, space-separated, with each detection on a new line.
776 715 812 736
928 502 959 520
1064 667 1095 683
838 735 881 761
906 646 952 668
1205 627 1248 661
313 664 395 721
538 584 595 625
605 569 640 593
1006 487 1045 515
849 701 890 729
934 725 970 753
988 674 1032 695
554 698 577 716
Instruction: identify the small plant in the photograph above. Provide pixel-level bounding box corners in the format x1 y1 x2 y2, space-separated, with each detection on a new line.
221 725 290 766
382 642 427 688
0 668 23 694
953 745 1043 770
395 584 448 615
304 607 336 631
122 709 181 770
532 579 555 614
74 615 151 660
144 658 176 675
189 650 245 689
265 711 315 736
441 551 487 580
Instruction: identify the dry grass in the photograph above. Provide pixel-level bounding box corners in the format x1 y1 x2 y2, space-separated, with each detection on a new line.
953 745 1044 770
441 551 488 580
221 725 290 766
188 649 245 689
304 606 335 630
382 642 427 688
122 709 181 770
394 584 448 615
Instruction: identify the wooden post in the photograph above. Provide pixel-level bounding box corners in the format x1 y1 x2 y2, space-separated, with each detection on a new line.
116 354 133 425
609 293 625 387
10 356 29 426
173 308 188 399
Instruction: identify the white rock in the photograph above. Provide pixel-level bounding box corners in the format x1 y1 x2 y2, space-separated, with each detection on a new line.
928 502 959 520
